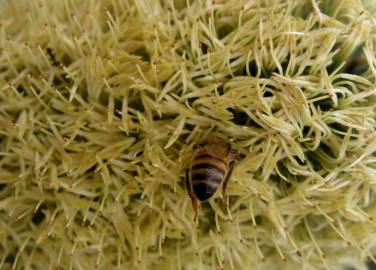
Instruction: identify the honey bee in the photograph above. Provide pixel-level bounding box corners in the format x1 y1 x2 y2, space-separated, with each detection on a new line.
186 136 239 219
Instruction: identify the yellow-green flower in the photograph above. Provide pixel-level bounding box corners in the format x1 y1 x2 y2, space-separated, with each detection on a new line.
0 0 375 269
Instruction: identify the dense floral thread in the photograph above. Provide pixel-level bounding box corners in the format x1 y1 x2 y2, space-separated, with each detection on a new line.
0 0 375 269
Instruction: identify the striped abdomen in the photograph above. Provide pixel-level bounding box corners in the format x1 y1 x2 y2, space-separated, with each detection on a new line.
190 153 228 201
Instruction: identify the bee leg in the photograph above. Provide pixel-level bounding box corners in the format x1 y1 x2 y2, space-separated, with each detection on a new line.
186 169 198 220
221 161 235 207
229 148 242 161
220 196 228 208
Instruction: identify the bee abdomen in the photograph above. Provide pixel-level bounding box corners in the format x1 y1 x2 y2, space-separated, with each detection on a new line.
191 171 223 184
191 167 223 201
194 154 226 166
192 182 217 201
191 163 225 176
